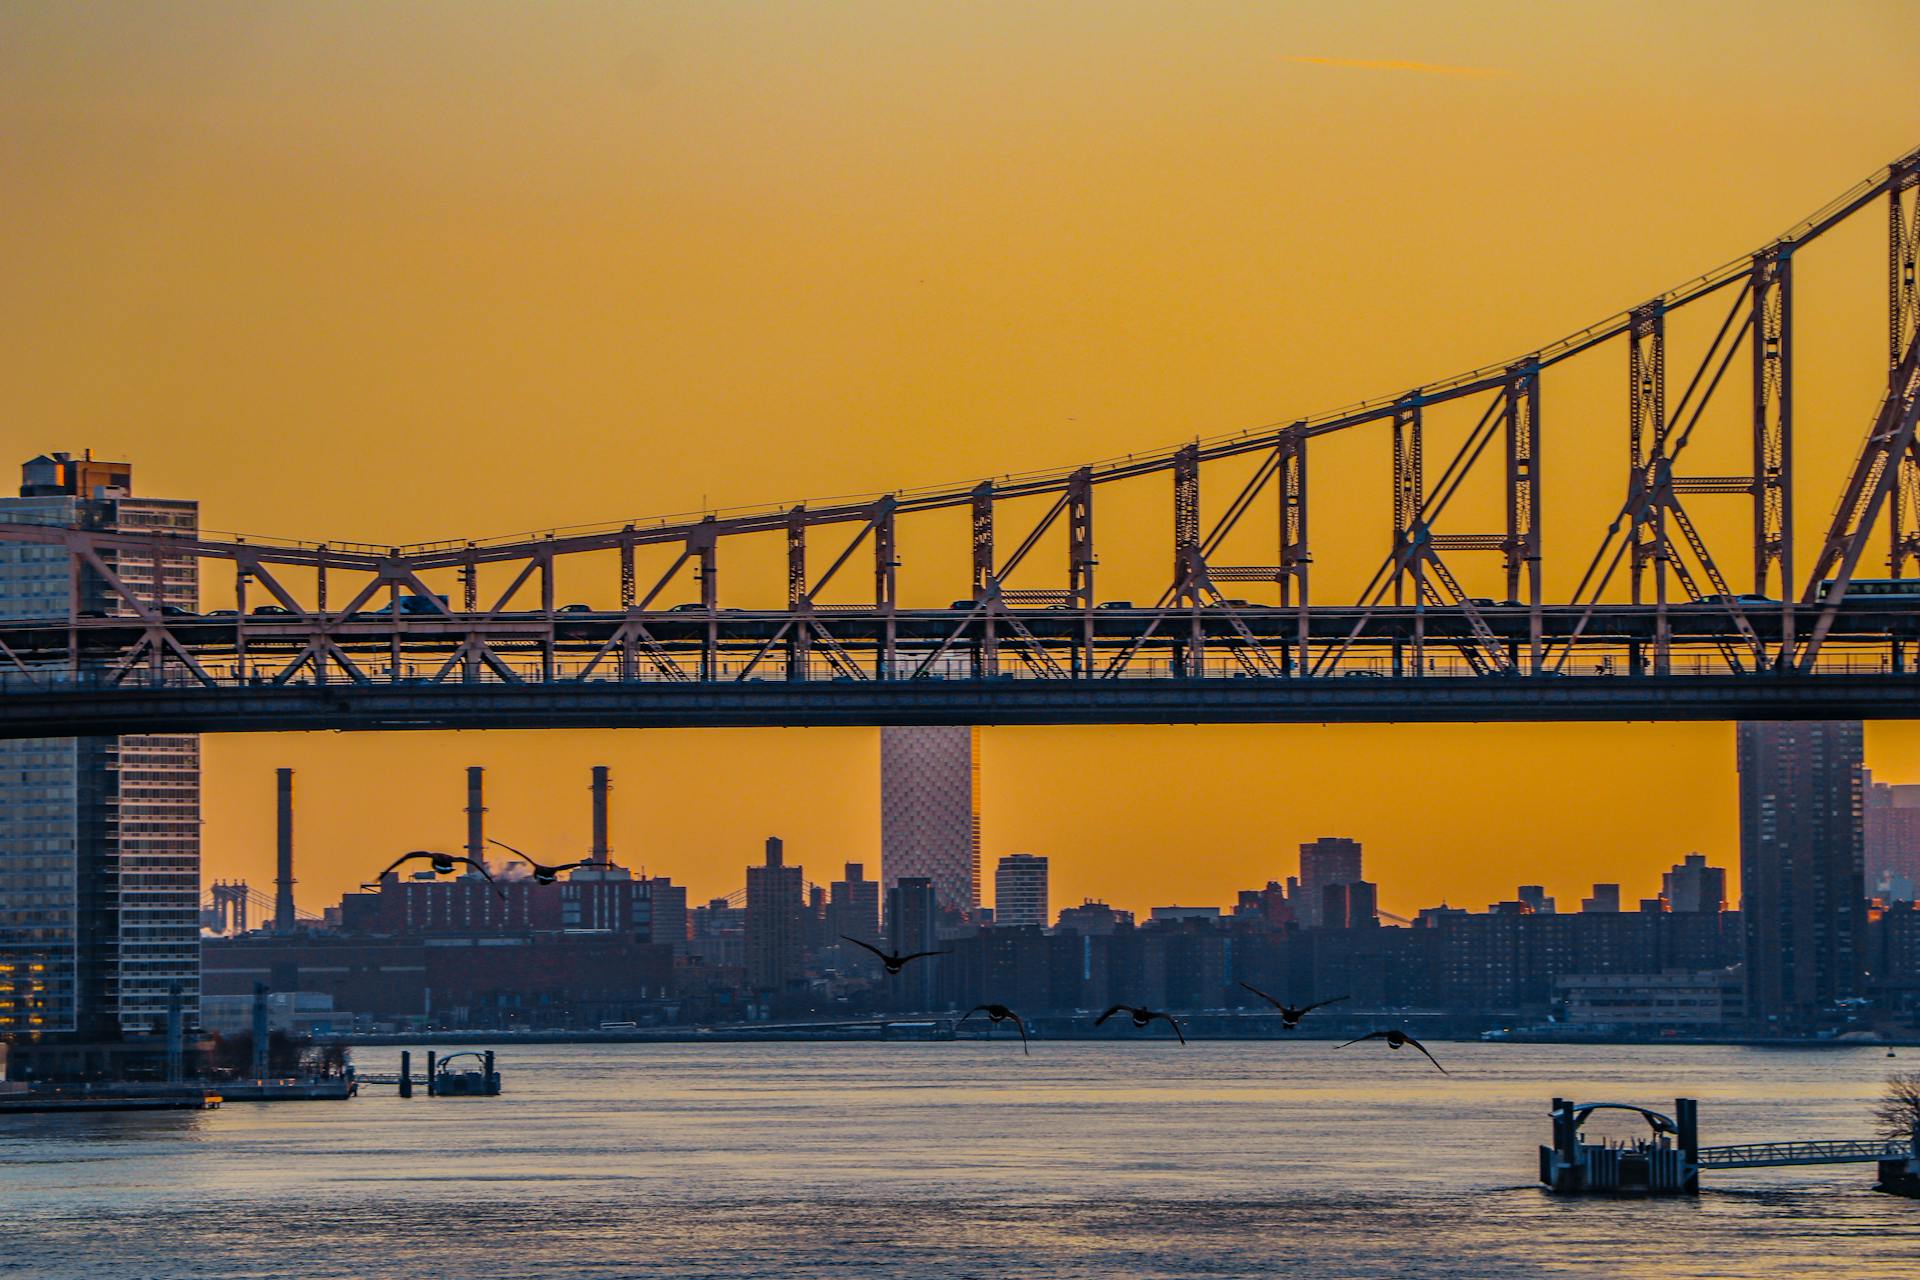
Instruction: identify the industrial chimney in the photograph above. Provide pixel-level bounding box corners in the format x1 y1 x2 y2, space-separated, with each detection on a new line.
590 766 612 865
274 768 296 933
466 766 487 871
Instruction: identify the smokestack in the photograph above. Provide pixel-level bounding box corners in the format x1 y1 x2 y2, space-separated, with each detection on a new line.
590 766 611 865
274 768 296 933
466 766 486 871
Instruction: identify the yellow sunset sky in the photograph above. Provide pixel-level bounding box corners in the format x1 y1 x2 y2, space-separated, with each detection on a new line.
5 2 1920 916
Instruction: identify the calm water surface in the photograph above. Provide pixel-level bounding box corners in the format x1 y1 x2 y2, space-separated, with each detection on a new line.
3 1041 1917 1278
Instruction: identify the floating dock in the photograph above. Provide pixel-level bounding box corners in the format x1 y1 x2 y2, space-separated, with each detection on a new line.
214 1078 354 1102
357 1049 502 1097
1541 1096 1920 1196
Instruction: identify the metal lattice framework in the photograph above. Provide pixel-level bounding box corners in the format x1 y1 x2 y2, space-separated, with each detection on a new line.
8 147 1920 737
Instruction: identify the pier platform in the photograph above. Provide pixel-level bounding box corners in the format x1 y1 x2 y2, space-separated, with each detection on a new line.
0 1090 222 1114
1541 1097 1920 1195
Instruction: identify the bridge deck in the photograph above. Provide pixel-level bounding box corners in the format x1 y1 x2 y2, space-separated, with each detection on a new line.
3 670 1920 737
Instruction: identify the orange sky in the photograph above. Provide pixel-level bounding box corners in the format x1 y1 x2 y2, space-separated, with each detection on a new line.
5 2 1920 917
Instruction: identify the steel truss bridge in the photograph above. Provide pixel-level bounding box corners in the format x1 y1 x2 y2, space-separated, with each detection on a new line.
10 147 1920 738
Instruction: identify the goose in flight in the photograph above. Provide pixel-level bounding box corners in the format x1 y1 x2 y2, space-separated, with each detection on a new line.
1338 1029 1447 1073
362 851 505 899
1237 983 1349 1029
959 1004 1030 1055
839 935 950 975
489 838 591 885
1095 1005 1186 1045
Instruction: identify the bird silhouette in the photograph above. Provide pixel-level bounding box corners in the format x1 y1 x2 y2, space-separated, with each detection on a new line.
1096 1004 1186 1045
1338 1029 1447 1073
489 838 591 885
362 851 505 899
1237 983 1350 1029
959 1003 1030 1055
839 935 950 975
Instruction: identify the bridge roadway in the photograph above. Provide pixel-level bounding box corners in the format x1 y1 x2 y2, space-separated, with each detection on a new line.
3 668 1918 738
8 599 1920 655
4 600 1920 737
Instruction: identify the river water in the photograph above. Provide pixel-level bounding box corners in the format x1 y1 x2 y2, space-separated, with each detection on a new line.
2 1041 1916 1278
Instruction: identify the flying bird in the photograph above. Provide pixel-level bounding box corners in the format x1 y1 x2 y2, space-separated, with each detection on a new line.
1096 1005 1186 1045
362 851 505 899
839 935 950 975
1337 1029 1447 1073
959 1003 1030 1055
489 838 591 885
1237 983 1350 1029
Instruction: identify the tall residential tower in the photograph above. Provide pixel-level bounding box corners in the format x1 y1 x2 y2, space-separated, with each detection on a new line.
0 453 200 1040
1736 720 1865 1027
880 726 981 916
993 853 1049 928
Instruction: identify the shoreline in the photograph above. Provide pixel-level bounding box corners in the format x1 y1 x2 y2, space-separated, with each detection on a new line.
316 1028 1920 1049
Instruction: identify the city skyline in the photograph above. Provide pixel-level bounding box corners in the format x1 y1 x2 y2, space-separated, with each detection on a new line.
187 722 1920 925
200 748 1778 930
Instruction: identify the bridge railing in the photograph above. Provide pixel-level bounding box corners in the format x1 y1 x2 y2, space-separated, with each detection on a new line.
0 650 1908 692
1696 1138 1910 1168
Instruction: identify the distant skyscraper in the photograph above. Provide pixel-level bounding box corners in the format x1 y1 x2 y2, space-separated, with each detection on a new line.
880 726 981 915
1320 883 1351 930
885 876 940 1009
993 854 1049 927
648 877 689 956
1517 885 1557 915
1865 771 1920 894
745 837 804 997
1056 900 1133 934
1298 837 1362 927
1736 721 1865 1025
1347 880 1380 928
1661 853 1727 914
828 862 881 960
1580 884 1622 913
0 452 200 1039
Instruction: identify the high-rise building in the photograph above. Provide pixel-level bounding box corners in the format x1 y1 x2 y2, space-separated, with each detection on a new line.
829 867 879 948
1736 721 1865 1026
688 896 745 968
1580 884 1622 913
1056 900 1133 934
1320 883 1352 930
0 452 200 1039
1517 885 1556 915
1234 881 1297 929
827 866 878 976
1347 880 1380 928
1865 771 1920 895
993 853 1049 928
1662 853 1727 914
745 836 804 997
648 877 689 956
885 876 940 1010
1298 837 1362 927
880 726 981 915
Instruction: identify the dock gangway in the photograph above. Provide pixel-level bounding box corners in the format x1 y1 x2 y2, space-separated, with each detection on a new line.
1695 1139 1911 1169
